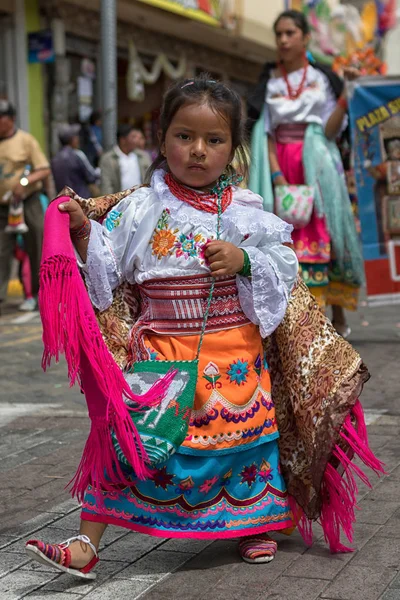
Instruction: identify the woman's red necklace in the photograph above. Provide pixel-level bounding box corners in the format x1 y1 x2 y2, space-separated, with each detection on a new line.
279 59 309 100
165 172 233 214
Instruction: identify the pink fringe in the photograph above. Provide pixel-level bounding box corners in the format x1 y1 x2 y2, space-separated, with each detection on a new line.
39 254 175 502
290 399 386 553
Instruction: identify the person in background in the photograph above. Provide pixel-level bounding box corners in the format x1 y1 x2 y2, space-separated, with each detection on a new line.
99 124 151 195
82 111 103 168
14 193 49 306
248 9 364 339
51 124 99 198
0 100 50 312
132 126 153 164
132 127 146 151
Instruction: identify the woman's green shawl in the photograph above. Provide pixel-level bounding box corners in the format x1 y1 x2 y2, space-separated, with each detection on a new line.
249 112 364 286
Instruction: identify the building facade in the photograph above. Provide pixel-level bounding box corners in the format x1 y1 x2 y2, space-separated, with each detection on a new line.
3 0 284 154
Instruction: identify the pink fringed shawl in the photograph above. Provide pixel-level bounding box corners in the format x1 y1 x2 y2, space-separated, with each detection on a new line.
39 197 173 502
41 189 386 554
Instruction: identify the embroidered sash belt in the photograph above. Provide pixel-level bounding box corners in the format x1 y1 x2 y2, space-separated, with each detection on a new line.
275 123 308 144
128 274 250 363
138 274 250 335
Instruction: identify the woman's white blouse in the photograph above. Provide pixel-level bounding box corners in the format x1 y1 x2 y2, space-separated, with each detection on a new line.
264 64 346 134
80 170 299 338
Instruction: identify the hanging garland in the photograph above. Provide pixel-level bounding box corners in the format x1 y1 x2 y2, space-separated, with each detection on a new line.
127 40 187 102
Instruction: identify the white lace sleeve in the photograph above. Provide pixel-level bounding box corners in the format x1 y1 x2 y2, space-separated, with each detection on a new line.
78 192 147 311
79 221 122 311
237 244 298 338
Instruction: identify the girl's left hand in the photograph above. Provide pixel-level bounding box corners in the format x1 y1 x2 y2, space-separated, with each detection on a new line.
205 241 244 277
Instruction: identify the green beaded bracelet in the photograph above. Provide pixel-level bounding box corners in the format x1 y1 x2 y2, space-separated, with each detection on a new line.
238 249 251 277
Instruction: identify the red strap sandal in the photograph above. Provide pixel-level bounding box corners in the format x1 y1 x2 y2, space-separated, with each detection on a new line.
25 534 99 579
238 535 278 564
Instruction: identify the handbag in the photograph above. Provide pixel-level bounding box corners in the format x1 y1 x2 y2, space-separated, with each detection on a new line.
4 194 29 234
112 190 224 469
274 184 314 229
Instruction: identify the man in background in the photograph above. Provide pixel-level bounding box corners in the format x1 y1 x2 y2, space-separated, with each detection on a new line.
81 111 103 168
0 100 50 312
51 124 99 197
99 124 151 194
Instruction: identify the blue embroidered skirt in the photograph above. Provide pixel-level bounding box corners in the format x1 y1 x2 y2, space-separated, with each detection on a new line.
81 439 293 539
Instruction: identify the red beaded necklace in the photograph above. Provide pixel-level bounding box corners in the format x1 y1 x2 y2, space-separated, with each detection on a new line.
279 59 309 100
165 172 233 214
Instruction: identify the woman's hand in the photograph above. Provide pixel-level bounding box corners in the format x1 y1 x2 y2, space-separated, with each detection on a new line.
273 175 288 186
342 67 362 81
205 241 244 277
58 199 86 230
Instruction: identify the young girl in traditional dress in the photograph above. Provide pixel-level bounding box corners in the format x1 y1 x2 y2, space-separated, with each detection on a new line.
25 76 382 579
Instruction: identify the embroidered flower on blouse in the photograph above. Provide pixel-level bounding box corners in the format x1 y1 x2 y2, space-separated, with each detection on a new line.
198 237 214 263
105 209 123 232
151 228 177 259
175 232 205 259
156 208 170 230
150 208 178 259
227 359 249 386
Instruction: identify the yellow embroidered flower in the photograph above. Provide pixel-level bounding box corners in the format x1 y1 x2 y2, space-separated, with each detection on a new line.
151 228 177 259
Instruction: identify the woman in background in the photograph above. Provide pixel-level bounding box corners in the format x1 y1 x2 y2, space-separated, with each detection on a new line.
248 9 363 337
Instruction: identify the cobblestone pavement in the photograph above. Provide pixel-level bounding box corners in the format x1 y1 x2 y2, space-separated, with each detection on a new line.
0 297 399 600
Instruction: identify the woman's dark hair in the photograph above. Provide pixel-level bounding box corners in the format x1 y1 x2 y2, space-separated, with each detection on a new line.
273 9 310 36
146 73 248 184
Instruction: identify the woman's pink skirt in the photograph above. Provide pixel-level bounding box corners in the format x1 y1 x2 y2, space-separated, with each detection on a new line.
276 131 331 305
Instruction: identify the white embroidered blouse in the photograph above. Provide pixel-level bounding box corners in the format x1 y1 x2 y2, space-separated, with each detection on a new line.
264 64 347 134
80 170 299 338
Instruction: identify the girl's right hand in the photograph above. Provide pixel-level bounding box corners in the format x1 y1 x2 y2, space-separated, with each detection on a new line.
58 199 86 230
273 175 288 186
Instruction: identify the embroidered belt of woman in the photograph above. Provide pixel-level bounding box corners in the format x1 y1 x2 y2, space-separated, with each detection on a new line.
128 274 250 362
275 123 308 144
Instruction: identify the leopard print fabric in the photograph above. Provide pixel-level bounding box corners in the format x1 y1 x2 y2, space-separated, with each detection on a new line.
264 278 369 519
55 185 140 219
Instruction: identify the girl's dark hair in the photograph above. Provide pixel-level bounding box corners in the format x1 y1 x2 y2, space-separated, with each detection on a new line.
146 73 248 184
273 9 310 36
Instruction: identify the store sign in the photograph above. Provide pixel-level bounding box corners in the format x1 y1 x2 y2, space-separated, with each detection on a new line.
28 30 54 64
349 77 400 306
138 0 222 26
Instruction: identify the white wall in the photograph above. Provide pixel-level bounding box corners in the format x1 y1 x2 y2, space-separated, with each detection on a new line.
385 0 400 75
238 0 284 49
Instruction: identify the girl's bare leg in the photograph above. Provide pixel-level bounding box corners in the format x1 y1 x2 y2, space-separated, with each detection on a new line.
67 520 108 568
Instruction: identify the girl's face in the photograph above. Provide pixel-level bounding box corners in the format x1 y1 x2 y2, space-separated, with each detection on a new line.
161 102 233 190
275 17 308 63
